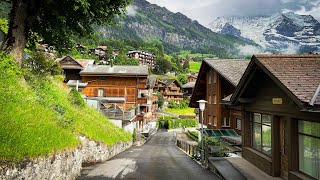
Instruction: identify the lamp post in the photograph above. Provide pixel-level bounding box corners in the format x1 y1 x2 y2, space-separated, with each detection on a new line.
197 100 207 165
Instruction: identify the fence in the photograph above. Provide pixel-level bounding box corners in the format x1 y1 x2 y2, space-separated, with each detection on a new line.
176 138 209 167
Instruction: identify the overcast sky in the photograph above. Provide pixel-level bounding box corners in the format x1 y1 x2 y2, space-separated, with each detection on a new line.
146 0 320 25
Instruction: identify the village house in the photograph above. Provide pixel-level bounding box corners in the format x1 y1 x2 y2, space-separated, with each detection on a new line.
187 73 198 82
79 64 151 131
157 79 183 103
127 50 155 67
229 54 320 180
189 59 249 134
56 56 95 82
182 82 195 98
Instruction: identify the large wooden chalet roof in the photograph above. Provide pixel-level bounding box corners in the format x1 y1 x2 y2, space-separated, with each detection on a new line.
204 59 250 86
231 54 320 108
80 65 148 76
189 59 249 107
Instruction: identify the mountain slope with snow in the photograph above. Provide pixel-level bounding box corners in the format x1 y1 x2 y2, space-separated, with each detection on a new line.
208 12 320 53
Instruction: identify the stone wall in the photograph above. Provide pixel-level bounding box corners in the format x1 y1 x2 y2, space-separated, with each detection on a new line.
0 136 132 180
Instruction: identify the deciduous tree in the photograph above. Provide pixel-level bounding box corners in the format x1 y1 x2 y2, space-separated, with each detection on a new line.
4 0 130 65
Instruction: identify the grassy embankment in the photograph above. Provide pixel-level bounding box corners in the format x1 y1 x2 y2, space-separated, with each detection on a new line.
189 62 201 73
0 53 131 162
164 107 195 116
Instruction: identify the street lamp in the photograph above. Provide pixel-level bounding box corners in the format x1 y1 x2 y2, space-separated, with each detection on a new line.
197 99 207 165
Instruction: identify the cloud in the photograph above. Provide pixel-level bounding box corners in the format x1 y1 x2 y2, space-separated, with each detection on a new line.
236 45 266 57
126 5 138 17
294 1 320 20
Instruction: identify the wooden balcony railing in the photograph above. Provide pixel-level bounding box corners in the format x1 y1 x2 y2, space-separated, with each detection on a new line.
170 87 180 91
163 92 183 96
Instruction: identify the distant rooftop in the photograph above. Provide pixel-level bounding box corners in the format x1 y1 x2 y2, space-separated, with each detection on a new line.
182 82 196 89
80 65 148 76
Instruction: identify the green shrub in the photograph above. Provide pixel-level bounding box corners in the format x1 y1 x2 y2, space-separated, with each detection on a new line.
157 116 197 129
69 88 85 107
132 128 137 142
22 51 62 80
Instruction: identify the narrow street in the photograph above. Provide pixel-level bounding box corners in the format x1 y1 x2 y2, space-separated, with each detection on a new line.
78 129 220 180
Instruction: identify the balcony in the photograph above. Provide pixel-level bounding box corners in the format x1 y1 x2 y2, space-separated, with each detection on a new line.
163 91 183 96
169 87 180 91
137 99 147 104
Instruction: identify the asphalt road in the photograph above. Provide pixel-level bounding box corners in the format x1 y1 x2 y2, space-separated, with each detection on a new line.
78 129 220 180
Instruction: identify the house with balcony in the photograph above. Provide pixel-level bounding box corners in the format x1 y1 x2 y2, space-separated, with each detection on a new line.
187 73 198 82
56 56 95 82
229 54 320 180
182 82 196 98
79 64 149 131
127 50 155 67
158 79 183 103
189 59 249 134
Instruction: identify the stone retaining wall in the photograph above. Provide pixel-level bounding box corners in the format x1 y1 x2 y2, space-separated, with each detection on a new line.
0 136 132 180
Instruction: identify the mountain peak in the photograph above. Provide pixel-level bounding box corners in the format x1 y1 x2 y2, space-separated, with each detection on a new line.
208 12 320 53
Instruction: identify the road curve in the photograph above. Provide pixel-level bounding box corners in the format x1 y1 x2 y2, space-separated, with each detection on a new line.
78 129 220 180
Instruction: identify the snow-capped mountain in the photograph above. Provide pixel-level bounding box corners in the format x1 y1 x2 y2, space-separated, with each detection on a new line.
208 12 320 53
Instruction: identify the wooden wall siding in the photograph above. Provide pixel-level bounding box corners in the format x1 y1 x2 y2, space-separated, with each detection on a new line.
64 69 81 81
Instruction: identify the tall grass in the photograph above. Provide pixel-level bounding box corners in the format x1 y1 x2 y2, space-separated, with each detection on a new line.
0 53 131 161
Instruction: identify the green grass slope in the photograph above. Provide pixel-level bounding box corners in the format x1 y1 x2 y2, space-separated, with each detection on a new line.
189 62 201 73
0 53 131 161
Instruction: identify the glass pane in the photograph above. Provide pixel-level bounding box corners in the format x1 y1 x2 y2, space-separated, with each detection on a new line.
262 125 272 156
220 129 230 136
226 129 238 136
254 113 261 123
253 123 262 151
213 130 222 137
205 129 214 137
262 115 272 126
299 135 320 179
299 121 320 137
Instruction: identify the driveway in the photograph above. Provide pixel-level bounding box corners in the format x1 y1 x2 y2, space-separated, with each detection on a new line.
78 129 220 180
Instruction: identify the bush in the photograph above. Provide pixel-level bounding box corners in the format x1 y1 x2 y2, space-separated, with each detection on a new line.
22 51 61 80
132 128 137 142
69 88 85 107
167 100 188 109
157 116 197 129
186 131 198 141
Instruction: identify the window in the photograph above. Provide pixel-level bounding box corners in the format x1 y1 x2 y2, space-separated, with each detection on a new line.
252 113 272 156
213 95 217 104
208 95 212 104
213 72 217 84
298 121 320 179
97 89 104 97
208 71 212 84
214 116 217 126
222 117 230 127
236 118 241 130
209 115 213 125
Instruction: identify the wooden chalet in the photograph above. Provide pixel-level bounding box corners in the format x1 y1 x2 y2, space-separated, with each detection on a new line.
189 59 249 134
230 54 320 180
80 65 149 129
187 73 198 82
182 82 195 98
158 79 183 102
56 56 95 82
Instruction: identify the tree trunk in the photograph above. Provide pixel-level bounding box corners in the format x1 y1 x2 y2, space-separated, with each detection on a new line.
6 0 29 66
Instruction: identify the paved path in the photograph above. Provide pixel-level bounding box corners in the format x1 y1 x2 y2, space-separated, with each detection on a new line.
78 129 220 180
